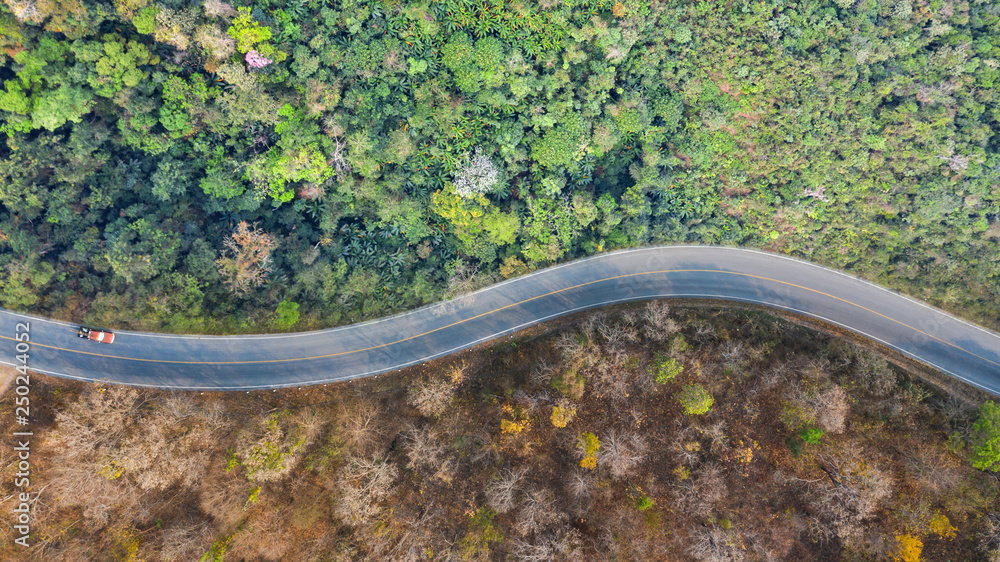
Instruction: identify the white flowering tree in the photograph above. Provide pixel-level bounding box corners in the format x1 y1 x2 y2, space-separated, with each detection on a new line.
453 148 501 198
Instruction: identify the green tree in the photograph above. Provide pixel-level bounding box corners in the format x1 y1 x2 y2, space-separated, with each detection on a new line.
653 354 683 384
73 34 154 98
531 115 590 169
275 300 300 328
30 84 93 131
150 158 191 202
678 383 714 415
970 401 1000 471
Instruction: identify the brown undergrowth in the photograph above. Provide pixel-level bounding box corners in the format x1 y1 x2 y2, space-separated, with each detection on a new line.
0 303 996 561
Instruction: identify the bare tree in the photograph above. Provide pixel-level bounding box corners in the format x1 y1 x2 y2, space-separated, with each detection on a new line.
514 487 563 536
405 426 445 469
815 385 849 434
203 0 237 17
486 468 527 514
642 301 679 342
198 472 250 528
339 398 384 456
365 504 443 562
556 331 588 362
600 430 648 480
511 524 582 561
670 426 703 467
674 464 728 518
802 448 893 543
851 348 897 396
565 469 595 500
979 513 1000 562
686 523 747 562
529 360 556 387
453 147 501 198
160 520 214 562
903 444 962 495
592 361 632 404
229 505 294 561
692 321 716 345
787 382 850 434
596 317 639 352
407 375 458 417
702 421 730 453
334 456 399 526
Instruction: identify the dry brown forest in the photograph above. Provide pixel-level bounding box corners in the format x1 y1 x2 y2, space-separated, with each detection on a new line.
1 302 998 561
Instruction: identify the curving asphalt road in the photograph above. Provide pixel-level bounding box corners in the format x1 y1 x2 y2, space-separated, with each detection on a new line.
0 246 998 393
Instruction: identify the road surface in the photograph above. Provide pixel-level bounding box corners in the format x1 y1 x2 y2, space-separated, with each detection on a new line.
1 246 998 393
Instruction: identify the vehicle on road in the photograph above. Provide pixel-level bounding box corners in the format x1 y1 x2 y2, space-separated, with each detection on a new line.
78 327 115 344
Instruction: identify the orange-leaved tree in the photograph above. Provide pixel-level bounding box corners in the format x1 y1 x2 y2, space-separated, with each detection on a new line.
215 221 276 296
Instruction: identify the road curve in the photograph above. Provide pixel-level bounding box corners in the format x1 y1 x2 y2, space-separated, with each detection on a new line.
0 246 998 393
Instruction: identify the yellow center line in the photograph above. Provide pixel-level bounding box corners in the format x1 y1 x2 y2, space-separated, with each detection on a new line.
2 269 998 369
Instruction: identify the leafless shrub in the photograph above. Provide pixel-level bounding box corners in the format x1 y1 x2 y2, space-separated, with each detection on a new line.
45 463 145 531
160 520 214 562
851 348 897 396
702 421 729 453
815 385 849 434
556 332 587 362
467 427 503 466
692 321 716 344
675 464 727 518
933 393 976 424
641 300 679 341
720 341 745 368
334 456 399 526
511 524 582 561
592 361 632 404
565 469 595 500
600 430 648 480
803 448 893 543
407 375 457 417
761 361 792 389
596 317 639 351
514 487 564 536
686 523 747 562
787 382 850 434
979 513 1000 562
404 426 444 467
404 426 448 476
198 472 249 528
529 360 555 386
339 399 384 456
515 389 551 416
230 506 294 561
366 504 443 561
45 386 145 460
903 445 962 495
670 426 703 467
486 468 527 514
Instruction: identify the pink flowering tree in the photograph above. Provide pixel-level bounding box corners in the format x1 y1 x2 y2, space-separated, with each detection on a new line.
246 49 272 69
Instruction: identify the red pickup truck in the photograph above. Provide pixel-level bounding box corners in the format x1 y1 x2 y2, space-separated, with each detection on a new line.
78 327 115 344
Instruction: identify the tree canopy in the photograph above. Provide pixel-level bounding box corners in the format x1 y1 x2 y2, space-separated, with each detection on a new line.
0 0 997 334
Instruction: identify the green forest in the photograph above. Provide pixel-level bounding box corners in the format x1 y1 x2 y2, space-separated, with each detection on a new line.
0 0 998 333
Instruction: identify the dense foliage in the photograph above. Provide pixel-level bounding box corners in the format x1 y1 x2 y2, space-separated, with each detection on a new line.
1 0 999 332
